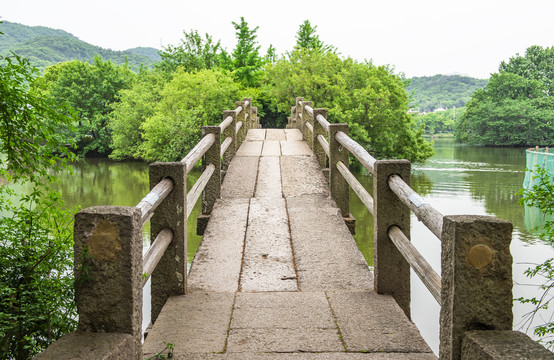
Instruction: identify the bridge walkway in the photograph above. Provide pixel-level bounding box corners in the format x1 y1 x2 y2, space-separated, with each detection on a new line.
143 128 435 359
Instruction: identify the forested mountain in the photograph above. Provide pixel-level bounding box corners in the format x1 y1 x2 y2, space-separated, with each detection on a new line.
0 21 159 71
406 74 488 112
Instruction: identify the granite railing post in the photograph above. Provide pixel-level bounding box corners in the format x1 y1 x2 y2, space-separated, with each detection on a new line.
235 100 246 148
243 97 252 130
197 126 221 235
222 110 237 171
149 162 187 323
312 108 327 169
252 106 259 129
73 206 143 359
301 101 313 149
439 215 513 360
329 123 350 217
373 160 411 318
295 97 304 136
288 106 296 129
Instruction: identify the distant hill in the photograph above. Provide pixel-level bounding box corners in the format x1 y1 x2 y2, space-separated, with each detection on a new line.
406 75 488 112
0 21 160 71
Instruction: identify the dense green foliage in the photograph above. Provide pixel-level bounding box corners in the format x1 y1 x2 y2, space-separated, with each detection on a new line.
456 46 554 146
414 107 464 134
0 49 77 359
263 49 433 162
294 20 334 53
33 57 135 156
227 17 263 87
517 167 554 349
406 75 487 112
0 21 158 72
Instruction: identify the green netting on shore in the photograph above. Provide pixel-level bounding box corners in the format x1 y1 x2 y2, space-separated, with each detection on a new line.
523 149 554 188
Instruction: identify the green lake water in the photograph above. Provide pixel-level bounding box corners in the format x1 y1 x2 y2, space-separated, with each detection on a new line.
30 137 554 353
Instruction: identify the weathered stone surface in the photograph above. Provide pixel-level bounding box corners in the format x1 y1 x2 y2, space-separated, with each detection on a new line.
245 129 266 141
188 198 249 292
73 206 143 358
164 353 436 360
34 332 135 360
328 291 433 353
255 157 282 198
285 128 303 141
236 140 263 156
261 140 281 156
281 140 312 156
286 195 373 291
221 156 259 199
143 293 234 355
266 128 287 141
439 215 513 360
281 156 329 197
461 330 553 360
241 198 297 292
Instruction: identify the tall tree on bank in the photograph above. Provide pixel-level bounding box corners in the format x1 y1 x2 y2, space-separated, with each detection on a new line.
294 20 334 53
156 30 222 74
456 45 554 146
229 17 263 87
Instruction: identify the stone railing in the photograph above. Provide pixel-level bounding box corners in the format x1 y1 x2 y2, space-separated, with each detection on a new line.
35 98 259 360
288 97 553 360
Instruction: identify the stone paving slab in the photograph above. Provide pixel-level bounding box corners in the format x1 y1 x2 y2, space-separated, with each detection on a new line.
245 129 266 141
266 129 287 141
168 353 436 360
261 140 281 156
221 156 259 199
188 198 249 292
143 292 234 356
281 156 329 197
328 291 433 354
281 140 312 156
240 198 297 292
286 195 373 291
285 128 303 141
255 157 282 198
235 140 263 156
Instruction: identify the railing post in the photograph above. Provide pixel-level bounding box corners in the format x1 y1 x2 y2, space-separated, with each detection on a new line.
235 100 246 148
222 110 237 171
329 123 350 217
74 206 143 359
439 215 513 360
295 97 304 137
301 101 313 148
197 126 221 235
312 108 327 169
288 106 296 129
243 97 252 130
149 162 187 323
373 159 411 318
252 106 259 129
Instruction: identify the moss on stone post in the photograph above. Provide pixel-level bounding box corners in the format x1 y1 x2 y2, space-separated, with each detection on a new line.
74 206 143 359
222 110 237 170
295 97 304 137
312 108 328 169
149 162 187 323
373 160 411 318
439 215 513 360
197 126 221 235
329 123 350 217
235 100 246 148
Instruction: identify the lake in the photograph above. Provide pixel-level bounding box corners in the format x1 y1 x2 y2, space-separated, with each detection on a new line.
40 137 554 353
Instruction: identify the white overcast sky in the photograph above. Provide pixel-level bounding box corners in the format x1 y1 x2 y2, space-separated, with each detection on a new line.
2 0 554 79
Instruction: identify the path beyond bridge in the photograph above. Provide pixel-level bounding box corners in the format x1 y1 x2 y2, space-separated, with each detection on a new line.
142 128 435 359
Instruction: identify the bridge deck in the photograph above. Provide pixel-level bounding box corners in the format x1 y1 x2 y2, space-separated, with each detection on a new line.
143 129 435 359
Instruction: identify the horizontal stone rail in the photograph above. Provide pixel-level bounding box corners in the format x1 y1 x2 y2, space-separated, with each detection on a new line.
36 98 253 360
288 97 546 360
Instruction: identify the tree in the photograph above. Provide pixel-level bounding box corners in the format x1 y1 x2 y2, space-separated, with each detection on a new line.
263 49 433 163
264 44 277 64
34 56 135 155
156 30 222 74
456 46 554 145
138 69 241 162
0 49 77 359
517 167 554 350
294 20 334 53
229 17 263 87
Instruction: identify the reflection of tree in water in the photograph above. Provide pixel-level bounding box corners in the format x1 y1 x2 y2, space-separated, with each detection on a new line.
411 171 433 196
